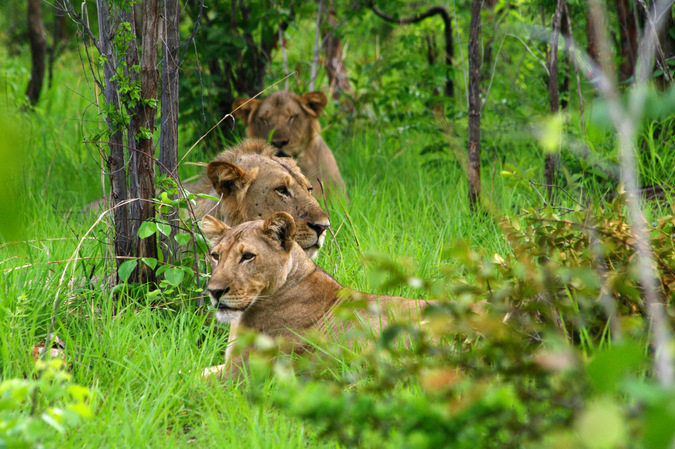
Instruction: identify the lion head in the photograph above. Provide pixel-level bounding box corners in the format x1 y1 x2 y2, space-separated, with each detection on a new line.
233 91 327 158
195 139 330 259
201 212 301 324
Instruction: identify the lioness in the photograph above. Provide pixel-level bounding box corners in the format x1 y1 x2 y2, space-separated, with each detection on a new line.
233 91 347 199
194 138 330 259
201 212 429 379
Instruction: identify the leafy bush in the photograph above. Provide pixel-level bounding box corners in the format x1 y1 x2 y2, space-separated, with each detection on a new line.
240 193 675 448
0 359 93 448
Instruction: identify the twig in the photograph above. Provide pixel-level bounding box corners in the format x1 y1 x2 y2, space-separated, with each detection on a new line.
506 33 550 76
309 0 325 92
529 180 584 209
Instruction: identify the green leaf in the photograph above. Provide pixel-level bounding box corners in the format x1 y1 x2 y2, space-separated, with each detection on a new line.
141 257 157 270
576 398 626 449
175 233 191 246
138 221 156 239
586 342 644 394
163 268 184 285
118 260 138 283
643 391 675 449
156 222 171 237
195 193 221 201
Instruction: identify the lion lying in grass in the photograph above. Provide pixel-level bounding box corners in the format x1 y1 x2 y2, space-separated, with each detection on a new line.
200 212 429 379
233 91 347 200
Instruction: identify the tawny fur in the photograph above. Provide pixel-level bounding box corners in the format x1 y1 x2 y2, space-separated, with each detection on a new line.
194 138 330 259
233 91 347 200
201 213 428 379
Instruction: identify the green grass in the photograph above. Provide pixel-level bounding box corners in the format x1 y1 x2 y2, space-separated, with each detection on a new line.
1 29 674 448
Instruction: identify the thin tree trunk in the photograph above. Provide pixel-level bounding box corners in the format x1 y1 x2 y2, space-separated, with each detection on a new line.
560 6 570 111
369 3 454 97
26 0 47 105
654 2 675 88
123 7 142 257
467 0 482 212
545 0 564 200
322 0 353 108
616 0 639 83
309 0 325 91
48 7 66 89
160 0 180 260
425 33 442 97
563 2 586 135
96 0 131 278
134 0 161 285
279 25 289 91
586 7 600 64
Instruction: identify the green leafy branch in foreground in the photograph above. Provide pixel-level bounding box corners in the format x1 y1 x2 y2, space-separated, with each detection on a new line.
240 195 675 449
0 359 93 449
114 174 215 301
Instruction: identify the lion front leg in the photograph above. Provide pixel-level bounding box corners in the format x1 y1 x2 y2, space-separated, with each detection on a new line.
202 316 240 380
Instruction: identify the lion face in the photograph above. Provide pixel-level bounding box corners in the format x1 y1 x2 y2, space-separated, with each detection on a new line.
202 213 296 324
233 91 328 158
201 139 330 259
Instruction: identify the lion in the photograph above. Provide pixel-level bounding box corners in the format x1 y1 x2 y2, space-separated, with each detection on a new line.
194 138 330 259
200 212 429 379
233 91 347 200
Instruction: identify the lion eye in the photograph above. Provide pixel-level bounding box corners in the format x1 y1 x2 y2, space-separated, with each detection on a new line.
261 117 269 126
210 252 220 262
240 252 256 263
308 186 313 193
275 186 290 196
288 114 297 123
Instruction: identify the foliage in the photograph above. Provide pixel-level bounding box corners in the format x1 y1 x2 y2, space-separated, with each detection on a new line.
114 174 213 301
0 359 93 449
241 193 675 448
180 0 299 147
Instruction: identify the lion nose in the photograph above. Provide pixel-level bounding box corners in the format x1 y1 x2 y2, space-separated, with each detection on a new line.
271 139 289 149
307 222 329 237
208 286 230 300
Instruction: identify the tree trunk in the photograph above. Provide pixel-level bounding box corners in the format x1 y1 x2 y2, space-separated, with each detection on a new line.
545 0 564 201
26 0 47 105
616 0 638 84
309 0 325 92
133 0 161 285
160 0 181 260
655 5 675 88
96 0 132 280
585 7 600 64
122 7 142 261
322 0 353 110
48 7 67 89
560 6 570 111
467 0 482 213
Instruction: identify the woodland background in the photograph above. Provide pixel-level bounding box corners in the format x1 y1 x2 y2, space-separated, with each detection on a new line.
1 0 675 447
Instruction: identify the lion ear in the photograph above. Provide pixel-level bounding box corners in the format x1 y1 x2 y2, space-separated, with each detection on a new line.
201 214 231 246
300 92 328 117
232 98 261 124
262 212 296 252
207 161 258 196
